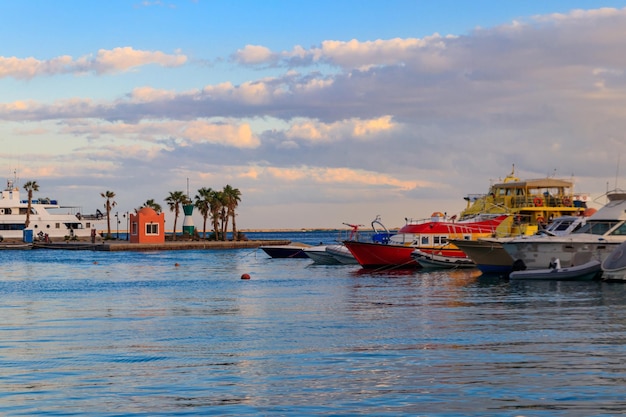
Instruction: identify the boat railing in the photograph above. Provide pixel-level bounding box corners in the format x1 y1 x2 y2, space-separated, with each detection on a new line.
495 194 586 209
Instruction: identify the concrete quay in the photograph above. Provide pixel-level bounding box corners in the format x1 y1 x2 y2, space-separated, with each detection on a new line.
29 240 291 251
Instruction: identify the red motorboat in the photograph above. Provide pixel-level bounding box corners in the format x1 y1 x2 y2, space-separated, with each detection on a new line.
343 240 420 268
344 213 509 268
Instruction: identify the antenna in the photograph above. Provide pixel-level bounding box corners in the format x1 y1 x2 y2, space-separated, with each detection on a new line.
615 153 621 190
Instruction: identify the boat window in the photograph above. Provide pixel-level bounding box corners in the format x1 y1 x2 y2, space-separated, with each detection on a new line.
463 235 471 240
576 221 618 235
0 223 25 230
434 236 447 245
609 222 626 236
421 236 429 245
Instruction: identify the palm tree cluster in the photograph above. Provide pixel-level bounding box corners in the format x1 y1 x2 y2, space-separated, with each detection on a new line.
20 180 243 242
144 185 242 241
193 185 242 241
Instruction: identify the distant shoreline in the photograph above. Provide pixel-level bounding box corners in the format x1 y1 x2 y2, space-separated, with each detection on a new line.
240 228 341 233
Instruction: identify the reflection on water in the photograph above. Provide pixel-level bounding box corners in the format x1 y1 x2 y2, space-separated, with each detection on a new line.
0 240 625 416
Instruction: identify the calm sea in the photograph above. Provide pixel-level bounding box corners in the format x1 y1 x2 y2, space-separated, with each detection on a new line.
1 230 626 416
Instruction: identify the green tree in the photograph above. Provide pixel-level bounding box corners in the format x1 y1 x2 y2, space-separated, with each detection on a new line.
23 180 39 229
141 199 162 214
194 187 214 239
210 190 224 241
222 185 242 241
165 191 190 241
100 191 117 238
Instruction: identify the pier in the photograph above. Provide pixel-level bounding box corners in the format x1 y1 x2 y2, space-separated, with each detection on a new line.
27 240 292 251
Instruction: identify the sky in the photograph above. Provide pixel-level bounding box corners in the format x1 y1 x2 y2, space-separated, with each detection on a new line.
2 0 626 230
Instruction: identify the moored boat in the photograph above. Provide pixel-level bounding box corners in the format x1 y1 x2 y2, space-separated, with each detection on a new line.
509 259 602 281
325 244 358 264
502 191 626 271
411 248 476 269
0 178 106 240
260 243 312 258
344 213 508 268
451 215 587 275
459 166 590 237
601 240 626 281
303 245 342 264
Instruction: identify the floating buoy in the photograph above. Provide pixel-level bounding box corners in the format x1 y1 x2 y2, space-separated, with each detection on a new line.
175 263 180 267
241 273 251 280
93 261 98 265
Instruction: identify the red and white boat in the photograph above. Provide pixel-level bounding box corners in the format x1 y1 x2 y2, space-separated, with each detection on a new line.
344 212 509 268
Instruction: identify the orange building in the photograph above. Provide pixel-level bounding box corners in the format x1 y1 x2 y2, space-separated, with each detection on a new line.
129 207 165 244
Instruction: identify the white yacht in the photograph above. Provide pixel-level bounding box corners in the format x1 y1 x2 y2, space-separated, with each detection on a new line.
501 192 626 270
0 179 106 241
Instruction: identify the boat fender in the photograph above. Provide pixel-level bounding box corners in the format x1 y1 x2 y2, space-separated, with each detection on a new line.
548 257 561 269
536 216 545 224
533 197 543 207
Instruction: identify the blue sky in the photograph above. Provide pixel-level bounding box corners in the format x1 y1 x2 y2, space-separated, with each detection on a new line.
2 0 626 230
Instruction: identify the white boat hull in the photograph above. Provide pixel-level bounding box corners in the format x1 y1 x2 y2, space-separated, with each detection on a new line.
303 246 342 265
509 260 602 281
502 238 621 270
411 249 476 269
325 244 358 264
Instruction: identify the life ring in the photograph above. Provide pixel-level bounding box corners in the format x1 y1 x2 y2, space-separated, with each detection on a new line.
431 212 444 218
562 197 571 207
533 197 543 207
536 216 545 224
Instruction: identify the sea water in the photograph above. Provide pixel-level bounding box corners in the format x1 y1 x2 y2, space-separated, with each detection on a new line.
0 231 626 416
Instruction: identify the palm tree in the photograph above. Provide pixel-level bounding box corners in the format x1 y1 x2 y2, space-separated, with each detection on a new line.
100 190 117 238
219 192 229 241
141 199 162 214
23 180 39 228
210 190 223 240
222 185 242 241
194 187 214 239
165 191 190 241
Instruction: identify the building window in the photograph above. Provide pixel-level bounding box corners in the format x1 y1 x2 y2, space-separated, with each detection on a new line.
55 223 60 229
146 223 159 235
132 222 138 235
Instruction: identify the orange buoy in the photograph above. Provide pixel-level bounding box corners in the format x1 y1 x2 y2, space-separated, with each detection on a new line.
175 263 180 267
241 273 251 280
584 208 597 217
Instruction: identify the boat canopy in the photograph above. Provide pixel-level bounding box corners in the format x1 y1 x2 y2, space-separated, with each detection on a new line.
492 178 573 190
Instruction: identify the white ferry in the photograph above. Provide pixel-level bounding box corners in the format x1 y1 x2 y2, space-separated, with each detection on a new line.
0 179 106 241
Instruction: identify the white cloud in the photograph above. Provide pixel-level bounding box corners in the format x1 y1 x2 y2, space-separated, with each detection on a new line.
0 47 187 79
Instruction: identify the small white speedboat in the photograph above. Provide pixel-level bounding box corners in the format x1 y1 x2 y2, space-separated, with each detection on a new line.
411 249 476 269
303 245 342 265
509 259 602 281
325 244 358 264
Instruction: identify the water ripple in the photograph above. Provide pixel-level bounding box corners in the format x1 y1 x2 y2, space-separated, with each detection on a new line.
0 242 625 415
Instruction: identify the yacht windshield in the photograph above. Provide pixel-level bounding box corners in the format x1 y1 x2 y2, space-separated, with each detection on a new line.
575 221 620 235
609 222 626 236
